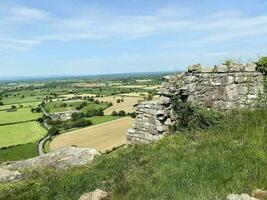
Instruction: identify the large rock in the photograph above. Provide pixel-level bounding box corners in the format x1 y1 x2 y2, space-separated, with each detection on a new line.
1 147 99 171
0 168 24 183
227 194 259 200
79 189 109 200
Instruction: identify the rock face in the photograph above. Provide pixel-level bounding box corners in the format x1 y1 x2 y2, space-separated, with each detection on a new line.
127 62 264 145
79 189 109 200
0 147 99 182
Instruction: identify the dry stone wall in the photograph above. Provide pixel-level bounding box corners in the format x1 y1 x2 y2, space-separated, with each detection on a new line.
127 62 264 144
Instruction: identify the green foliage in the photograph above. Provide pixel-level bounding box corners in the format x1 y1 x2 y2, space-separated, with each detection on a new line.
256 56 267 76
48 126 59 136
171 96 223 130
0 109 266 200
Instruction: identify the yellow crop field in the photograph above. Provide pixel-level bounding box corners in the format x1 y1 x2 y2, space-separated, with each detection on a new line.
97 96 143 115
49 117 134 152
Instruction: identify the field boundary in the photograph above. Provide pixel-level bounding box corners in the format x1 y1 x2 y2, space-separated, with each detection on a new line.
0 119 36 126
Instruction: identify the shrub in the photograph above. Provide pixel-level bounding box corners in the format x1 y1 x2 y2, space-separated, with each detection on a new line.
0 101 4 106
171 96 223 131
118 110 126 116
111 111 118 116
256 56 267 76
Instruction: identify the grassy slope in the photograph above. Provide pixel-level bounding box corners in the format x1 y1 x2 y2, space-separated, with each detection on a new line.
0 109 266 200
0 143 38 163
0 108 42 125
0 122 46 148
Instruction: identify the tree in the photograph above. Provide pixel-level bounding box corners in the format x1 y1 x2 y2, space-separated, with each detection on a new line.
118 110 126 116
0 102 3 106
48 126 59 136
256 56 267 76
11 105 16 110
111 111 118 116
71 112 85 120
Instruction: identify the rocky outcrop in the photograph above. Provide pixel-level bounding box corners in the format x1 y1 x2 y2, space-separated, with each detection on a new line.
127 62 264 144
79 189 109 200
0 147 99 182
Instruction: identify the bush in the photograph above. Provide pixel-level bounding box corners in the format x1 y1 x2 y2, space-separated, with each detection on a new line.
118 110 126 116
256 56 267 76
111 111 118 116
0 102 3 106
171 96 223 130
71 112 85 120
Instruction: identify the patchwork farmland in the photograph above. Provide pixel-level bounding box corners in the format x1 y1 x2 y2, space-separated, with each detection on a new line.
49 117 134 152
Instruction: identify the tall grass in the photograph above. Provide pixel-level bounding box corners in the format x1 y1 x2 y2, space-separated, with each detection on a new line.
0 109 266 200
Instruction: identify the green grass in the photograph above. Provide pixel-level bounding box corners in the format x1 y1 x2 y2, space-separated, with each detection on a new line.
45 100 108 113
1 90 48 105
0 143 38 164
0 122 47 148
87 115 123 125
0 109 266 200
0 101 40 111
0 108 42 125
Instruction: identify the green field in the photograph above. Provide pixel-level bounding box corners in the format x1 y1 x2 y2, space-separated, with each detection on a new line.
1 90 48 105
0 143 38 163
87 115 122 125
45 100 108 113
0 109 265 200
0 101 40 111
0 122 46 148
0 108 42 125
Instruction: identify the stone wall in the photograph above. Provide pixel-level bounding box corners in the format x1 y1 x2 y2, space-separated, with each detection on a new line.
127 62 264 145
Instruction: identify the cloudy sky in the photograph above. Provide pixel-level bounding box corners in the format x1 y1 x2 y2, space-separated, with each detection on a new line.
0 0 267 77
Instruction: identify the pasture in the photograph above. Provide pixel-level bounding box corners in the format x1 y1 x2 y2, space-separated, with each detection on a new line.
50 117 134 152
0 101 40 111
44 100 108 113
0 143 38 163
0 121 46 148
0 108 42 125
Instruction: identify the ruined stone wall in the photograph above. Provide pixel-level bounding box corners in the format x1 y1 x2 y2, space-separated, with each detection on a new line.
127 62 264 145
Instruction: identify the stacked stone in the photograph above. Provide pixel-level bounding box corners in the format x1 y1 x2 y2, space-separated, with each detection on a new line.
127 62 264 145
127 96 176 144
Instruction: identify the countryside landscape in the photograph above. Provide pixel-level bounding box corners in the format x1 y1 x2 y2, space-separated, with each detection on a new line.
0 0 267 200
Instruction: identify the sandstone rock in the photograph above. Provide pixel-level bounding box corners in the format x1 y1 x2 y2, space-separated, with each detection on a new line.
215 65 228 73
79 189 109 200
202 67 214 73
227 194 259 200
252 189 267 199
0 168 23 183
188 64 202 72
157 96 171 105
1 147 99 171
245 63 256 72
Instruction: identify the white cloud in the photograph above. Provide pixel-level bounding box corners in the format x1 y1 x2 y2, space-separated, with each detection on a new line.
8 5 49 21
0 4 267 51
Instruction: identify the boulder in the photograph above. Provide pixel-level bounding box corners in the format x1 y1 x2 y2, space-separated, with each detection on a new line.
188 64 202 72
1 147 100 171
227 194 259 200
79 189 109 200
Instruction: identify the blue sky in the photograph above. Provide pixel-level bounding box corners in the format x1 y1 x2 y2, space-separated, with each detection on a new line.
0 0 267 77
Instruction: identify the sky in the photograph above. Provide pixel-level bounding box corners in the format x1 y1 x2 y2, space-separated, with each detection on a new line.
0 0 267 77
